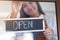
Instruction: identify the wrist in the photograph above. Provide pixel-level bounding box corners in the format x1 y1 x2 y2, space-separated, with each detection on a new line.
31 13 39 17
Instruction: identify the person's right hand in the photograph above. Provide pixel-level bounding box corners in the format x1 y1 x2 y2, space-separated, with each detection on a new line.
12 1 23 14
10 1 23 18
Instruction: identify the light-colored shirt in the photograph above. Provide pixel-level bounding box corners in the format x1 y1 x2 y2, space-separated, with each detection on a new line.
0 14 58 40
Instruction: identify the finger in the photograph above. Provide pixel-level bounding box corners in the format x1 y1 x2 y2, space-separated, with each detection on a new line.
18 2 24 10
26 2 34 9
44 32 52 36
23 2 35 14
43 28 53 34
45 28 52 32
43 31 53 38
44 30 53 36
12 1 19 13
25 2 37 13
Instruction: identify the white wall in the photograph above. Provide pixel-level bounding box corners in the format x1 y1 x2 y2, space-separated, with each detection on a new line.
0 1 12 18
39 2 56 16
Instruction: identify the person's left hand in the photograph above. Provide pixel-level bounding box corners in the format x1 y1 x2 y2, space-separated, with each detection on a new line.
23 2 39 17
43 27 54 40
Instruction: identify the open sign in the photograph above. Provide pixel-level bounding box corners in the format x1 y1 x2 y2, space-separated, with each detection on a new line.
4 18 45 32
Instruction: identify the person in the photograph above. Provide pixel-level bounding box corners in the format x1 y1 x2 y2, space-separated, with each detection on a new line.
10 1 54 40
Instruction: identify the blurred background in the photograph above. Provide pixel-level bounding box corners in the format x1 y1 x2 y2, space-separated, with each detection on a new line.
0 1 58 40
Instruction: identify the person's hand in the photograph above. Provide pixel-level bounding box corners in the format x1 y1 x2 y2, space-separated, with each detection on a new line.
23 2 39 17
12 1 23 14
10 1 23 18
43 27 54 40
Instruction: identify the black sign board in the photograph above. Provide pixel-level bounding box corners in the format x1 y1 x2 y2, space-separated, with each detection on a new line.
4 18 45 32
